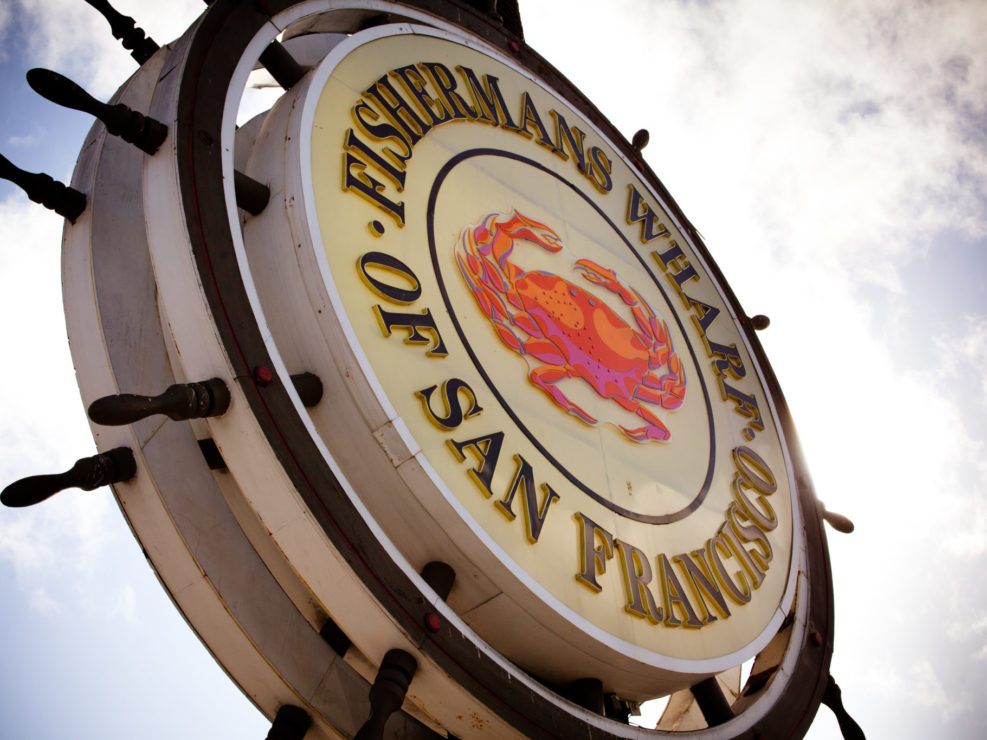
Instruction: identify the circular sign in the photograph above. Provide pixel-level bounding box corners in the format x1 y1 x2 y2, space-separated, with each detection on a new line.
240 23 801 696
45 0 838 734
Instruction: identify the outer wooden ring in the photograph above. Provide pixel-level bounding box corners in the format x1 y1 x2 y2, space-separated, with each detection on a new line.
171 0 835 736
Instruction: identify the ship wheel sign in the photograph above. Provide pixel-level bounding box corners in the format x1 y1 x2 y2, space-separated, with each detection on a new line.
1 1 862 738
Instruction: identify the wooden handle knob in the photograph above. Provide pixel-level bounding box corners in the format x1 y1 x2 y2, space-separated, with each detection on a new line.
27 68 167 155
82 0 159 64
0 152 86 222
355 649 417 740
822 509 855 534
822 675 866 740
88 379 231 425
1 447 136 508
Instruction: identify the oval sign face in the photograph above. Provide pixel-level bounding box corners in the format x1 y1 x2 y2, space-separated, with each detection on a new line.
295 26 799 686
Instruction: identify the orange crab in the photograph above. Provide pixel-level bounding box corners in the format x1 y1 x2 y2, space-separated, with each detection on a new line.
455 210 686 443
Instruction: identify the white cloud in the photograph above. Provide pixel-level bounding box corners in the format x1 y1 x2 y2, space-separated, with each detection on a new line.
110 584 138 623
6 133 40 148
538 0 987 546
0 493 116 575
938 315 987 408
948 612 987 657
526 3 987 738
0 191 117 614
0 514 56 576
865 657 973 726
530 0 987 300
0 4 12 63
0 195 92 471
0 0 983 737
78 583 140 624
910 659 971 722
0 493 119 619
26 584 61 615
9 0 206 99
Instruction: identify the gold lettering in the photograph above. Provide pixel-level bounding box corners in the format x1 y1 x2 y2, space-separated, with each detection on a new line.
391 64 454 127
373 306 448 356
686 294 721 336
615 539 663 623
721 519 766 590
587 146 613 192
657 553 702 628
574 512 614 593
494 455 560 543
344 129 407 191
706 340 746 380
447 431 504 498
516 92 554 148
416 379 482 431
364 74 431 145
707 531 752 605
352 100 413 171
731 445 778 531
418 62 477 120
673 549 732 624
727 503 773 576
456 66 521 130
358 251 420 303
653 242 700 289
549 110 587 173
720 380 765 435
343 152 405 226
627 184 671 243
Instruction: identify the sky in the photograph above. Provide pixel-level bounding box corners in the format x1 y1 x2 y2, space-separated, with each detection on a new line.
1 1 985 738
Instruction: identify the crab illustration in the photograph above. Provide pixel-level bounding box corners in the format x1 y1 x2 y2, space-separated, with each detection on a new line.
455 210 686 443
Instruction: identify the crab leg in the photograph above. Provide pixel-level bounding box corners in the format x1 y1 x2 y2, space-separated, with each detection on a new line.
574 259 638 305
456 252 512 323
616 398 672 442
529 365 597 425
639 358 686 410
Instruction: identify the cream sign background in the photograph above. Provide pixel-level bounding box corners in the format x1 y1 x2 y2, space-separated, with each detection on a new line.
307 29 799 667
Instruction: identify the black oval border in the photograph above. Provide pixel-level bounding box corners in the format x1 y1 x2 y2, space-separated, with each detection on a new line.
427 148 716 524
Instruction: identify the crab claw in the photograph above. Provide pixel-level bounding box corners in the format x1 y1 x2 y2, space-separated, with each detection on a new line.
619 421 671 442
574 259 637 305
503 211 564 253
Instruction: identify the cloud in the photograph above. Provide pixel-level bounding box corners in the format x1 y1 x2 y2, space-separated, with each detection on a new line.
865 657 973 726
9 0 207 99
525 4 987 737
0 195 92 469
0 495 119 618
910 659 971 722
948 613 987 659
0 514 56 576
26 585 61 615
529 0 987 554
0 2 197 630
0 192 117 616
0 4 12 63
937 315 987 408
107 584 138 623
534 0 987 297
0 1 983 737
0 493 116 575
6 133 40 148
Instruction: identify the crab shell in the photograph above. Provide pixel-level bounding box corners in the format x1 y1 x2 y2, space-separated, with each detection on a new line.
455 211 685 443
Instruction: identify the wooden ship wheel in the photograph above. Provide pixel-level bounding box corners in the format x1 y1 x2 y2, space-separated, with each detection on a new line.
1 1 863 738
